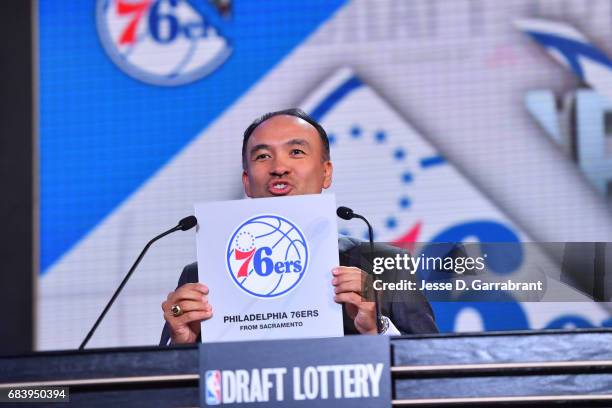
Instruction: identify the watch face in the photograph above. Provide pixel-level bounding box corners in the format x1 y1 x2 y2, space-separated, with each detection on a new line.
379 316 390 333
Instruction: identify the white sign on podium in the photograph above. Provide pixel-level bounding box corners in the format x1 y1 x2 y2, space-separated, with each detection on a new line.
194 194 343 342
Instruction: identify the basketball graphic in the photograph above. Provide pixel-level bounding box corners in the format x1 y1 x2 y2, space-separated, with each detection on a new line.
226 215 309 298
96 0 232 86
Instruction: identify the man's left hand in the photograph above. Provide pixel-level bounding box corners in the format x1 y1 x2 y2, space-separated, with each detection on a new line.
332 266 377 334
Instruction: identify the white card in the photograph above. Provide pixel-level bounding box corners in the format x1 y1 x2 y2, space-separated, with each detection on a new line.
195 193 343 342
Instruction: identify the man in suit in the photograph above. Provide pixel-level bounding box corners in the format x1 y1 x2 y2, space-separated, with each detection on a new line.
160 109 437 345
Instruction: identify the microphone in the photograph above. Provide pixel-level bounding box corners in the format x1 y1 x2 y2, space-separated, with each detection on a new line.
79 215 198 350
336 206 354 220
336 206 383 334
178 215 198 231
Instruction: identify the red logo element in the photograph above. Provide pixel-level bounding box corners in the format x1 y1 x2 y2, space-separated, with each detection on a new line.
392 221 422 252
235 248 255 278
117 0 152 45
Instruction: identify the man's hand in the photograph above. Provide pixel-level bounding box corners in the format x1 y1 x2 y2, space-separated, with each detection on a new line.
331 266 377 334
161 283 213 344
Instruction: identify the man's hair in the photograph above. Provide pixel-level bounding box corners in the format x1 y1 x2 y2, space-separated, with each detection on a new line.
242 108 330 169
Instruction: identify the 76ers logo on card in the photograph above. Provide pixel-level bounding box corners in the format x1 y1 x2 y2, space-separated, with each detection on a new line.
205 370 222 405
96 0 232 86
226 215 309 298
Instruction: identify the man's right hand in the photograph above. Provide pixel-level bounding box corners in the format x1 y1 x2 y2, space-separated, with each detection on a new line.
162 283 213 344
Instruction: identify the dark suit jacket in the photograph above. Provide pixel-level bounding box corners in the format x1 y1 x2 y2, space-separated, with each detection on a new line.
160 237 438 345
561 242 612 301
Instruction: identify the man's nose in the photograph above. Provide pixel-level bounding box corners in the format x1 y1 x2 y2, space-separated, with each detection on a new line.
270 157 290 177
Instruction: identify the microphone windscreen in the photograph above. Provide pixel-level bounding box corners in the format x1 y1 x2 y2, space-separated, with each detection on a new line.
336 206 354 220
179 215 198 231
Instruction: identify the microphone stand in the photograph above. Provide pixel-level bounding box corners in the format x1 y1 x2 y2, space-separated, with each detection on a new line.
353 214 384 334
337 206 383 334
79 217 196 350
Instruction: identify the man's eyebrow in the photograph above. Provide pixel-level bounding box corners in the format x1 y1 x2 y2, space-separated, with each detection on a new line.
285 138 310 147
249 144 270 156
250 139 311 156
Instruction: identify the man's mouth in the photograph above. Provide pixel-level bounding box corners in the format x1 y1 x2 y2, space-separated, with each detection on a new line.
268 181 293 195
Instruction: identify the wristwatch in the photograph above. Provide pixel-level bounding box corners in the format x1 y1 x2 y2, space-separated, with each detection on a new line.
378 316 390 334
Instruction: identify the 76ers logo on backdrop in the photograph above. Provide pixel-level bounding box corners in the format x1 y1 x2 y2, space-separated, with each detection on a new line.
226 215 309 298
96 0 232 86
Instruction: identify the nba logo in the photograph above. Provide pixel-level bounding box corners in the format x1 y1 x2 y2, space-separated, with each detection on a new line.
226 215 309 298
205 370 222 405
96 0 232 86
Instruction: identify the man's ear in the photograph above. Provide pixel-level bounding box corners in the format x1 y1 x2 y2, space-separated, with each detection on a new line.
242 170 253 197
322 161 333 190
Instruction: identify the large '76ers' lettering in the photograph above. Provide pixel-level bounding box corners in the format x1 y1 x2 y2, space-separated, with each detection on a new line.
236 247 303 278
117 0 209 46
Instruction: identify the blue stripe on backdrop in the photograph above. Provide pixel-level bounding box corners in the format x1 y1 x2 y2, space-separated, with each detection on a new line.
524 31 612 80
39 0 347 273
310 76 363 121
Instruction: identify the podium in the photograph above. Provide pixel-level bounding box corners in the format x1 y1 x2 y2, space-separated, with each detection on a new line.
1 329 612 407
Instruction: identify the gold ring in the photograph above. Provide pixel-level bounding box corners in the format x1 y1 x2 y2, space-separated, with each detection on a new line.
170 304 183 317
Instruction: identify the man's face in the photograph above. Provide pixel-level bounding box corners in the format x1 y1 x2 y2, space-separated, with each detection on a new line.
242 115 333 198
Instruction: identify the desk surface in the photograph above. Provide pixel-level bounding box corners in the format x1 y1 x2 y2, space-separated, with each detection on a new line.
1 329 611 407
